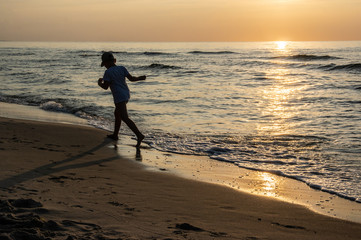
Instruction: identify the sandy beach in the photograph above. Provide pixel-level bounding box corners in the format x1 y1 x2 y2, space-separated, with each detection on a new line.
1 116 361 239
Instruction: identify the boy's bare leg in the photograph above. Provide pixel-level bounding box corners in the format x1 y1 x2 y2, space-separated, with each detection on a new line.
107 108 121 140
113 108 122 139
135 133 145 148
114 102 144 147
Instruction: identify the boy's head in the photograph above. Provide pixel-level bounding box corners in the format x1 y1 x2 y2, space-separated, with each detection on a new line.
101 52 116 67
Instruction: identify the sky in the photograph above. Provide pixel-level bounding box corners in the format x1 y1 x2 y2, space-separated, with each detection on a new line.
0 0 360 42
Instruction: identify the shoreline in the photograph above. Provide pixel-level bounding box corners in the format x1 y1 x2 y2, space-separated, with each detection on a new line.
1 101 361 224
118 137 361 224
0 114 361 239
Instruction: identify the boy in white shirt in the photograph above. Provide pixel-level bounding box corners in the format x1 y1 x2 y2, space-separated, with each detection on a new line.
98 52 146 147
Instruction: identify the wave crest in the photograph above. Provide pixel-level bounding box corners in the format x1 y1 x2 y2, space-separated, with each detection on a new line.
148 63 181 69
327 63 361 72
318 63 361 72
275 54 340 61
188 50 237 55
143 51 171 56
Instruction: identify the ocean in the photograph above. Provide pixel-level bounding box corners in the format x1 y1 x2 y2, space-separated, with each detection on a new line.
0 41 360 202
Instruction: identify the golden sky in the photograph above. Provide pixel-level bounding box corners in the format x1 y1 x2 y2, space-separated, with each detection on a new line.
0 0 360 42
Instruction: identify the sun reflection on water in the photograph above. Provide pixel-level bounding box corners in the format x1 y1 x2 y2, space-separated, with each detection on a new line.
256 48 305 136
275 41 288 51
257 172 279 197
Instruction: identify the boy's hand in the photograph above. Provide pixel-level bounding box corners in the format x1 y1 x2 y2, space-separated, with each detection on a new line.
139 75 146 81
98 78 109 89
98 78 103 86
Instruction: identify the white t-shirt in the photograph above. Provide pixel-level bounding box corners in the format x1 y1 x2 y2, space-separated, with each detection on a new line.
103 65 130 103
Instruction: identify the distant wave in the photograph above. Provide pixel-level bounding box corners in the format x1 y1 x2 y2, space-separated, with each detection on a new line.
0 66 9 71
100 51 174 56
188 50 237 55
79 53 100 58
105 51 128 55
148 63 181 69
319 63 361 72
8 52 36 56
274 54 340 61
143 51 172 56
327 63 361 71
71 50 100 57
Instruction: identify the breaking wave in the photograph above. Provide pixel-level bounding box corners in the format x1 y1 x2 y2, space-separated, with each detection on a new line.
40 101 66 112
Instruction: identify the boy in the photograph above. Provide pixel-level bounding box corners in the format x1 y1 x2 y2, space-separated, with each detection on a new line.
98 52 146 147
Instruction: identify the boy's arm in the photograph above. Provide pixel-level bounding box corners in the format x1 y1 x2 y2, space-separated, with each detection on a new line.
126 73 146 82
98 78 110 90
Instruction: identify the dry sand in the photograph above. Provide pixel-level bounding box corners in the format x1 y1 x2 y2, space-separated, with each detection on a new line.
1 116 361 240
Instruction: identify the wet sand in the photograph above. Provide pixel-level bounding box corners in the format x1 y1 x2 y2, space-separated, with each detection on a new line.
0 116 361 239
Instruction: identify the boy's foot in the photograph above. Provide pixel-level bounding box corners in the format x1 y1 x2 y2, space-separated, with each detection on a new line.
136 134 145 148
107 134 119 141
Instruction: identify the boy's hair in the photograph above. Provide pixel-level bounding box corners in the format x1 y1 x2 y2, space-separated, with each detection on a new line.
101 52 115 67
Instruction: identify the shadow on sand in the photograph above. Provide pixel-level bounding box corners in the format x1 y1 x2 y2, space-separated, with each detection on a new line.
0 138 122 189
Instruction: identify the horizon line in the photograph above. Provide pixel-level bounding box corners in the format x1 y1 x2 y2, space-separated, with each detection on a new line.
1 40 361 43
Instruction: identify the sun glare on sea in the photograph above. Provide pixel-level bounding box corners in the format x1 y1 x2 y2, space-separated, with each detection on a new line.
275 41 287 50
